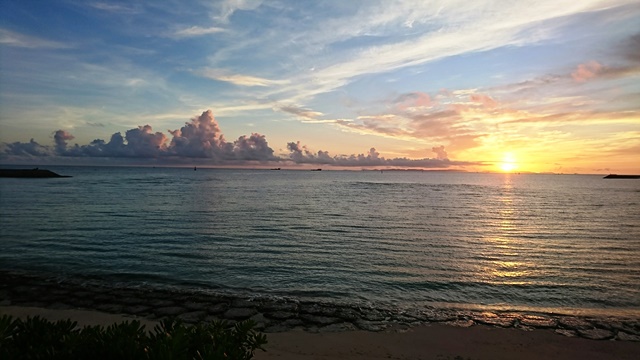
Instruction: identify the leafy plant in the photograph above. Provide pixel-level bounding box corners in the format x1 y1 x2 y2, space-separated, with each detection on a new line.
0 315 267 360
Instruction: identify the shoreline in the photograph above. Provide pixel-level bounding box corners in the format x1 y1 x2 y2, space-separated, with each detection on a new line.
2 306 639 360
1 271 639 343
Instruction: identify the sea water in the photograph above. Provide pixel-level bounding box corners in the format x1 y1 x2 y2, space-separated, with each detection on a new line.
1 166 639 317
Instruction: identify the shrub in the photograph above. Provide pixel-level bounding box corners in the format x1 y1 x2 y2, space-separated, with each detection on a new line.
0 315 267 360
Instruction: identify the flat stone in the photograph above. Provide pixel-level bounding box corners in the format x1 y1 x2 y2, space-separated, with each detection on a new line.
472 312 514 328
557 317 592 330
95 303 123 313
261 302 298 313
267 311 296 320
249 313 269 330
208 303 229 314
354 319 385 332
336 308 362 321
183 302 207 311
578 328 615 340
520 315 557 328
320 322 357 332
223 308 257 320
300 314 340 325
178 311 207 323
232 299 258 308
445 319 475 328
361 310 387 322
155 306 187 317
120 297 144 305
300 304 337 316
616 332 640 342
555 329 578 337
283 318 304 327
149 299 175 307
123 305 152 315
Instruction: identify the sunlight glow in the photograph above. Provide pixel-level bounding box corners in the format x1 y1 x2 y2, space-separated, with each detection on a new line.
500 153 518 172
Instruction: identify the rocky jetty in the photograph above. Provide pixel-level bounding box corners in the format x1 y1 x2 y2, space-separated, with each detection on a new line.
0 168 70 178
603 174 640 179
1 272 638 341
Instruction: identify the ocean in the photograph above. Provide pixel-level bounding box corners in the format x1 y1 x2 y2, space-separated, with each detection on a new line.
1 166 639 318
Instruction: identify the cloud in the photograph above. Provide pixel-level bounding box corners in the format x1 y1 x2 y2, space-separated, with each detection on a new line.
572 61 603 82
431 145 448 160
216 0 263 22
278 105 324 120
53 130 75 154
286 141 476 168
1 110 475 169
0 29 69 49
199 68 288 87
89 2 140 14
1 139 52 157
173 26 226 38
393 92 432 109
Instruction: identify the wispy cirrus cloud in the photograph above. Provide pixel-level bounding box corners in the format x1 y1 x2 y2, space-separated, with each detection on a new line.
172 26 227 38
198 68 288 87
0 29 70 49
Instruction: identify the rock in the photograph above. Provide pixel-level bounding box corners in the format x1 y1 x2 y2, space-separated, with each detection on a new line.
557 317 592 330
578 328 615 340
149 299 175 307
183 301 207 311
208 303 229 314
283 318 304 327
300 303 335 316
361 310 387 322
267 311 296 320
445 319 475 328
555 329 578 337
320 322 357 332
120 297 144 305
264 324 291 333
123 305 151 315
520 315 557 328
472 312 514 328
261 301 298 313
249 313 269 330
616 332 640 342
223 308 257 320
178 311 207 323
232 299 258 308
300 314 340 325
155 306 187 317
95 303 123 313
354 319 385 332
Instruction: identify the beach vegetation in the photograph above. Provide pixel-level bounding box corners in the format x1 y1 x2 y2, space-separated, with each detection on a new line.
0 315 267 359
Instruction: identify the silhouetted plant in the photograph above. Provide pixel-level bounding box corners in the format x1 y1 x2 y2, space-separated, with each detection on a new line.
0 315 267 360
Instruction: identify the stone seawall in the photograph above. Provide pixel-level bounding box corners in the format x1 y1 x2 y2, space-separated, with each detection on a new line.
1 272 638 341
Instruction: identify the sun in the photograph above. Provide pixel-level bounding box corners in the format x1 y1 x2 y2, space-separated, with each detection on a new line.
500 153 518 172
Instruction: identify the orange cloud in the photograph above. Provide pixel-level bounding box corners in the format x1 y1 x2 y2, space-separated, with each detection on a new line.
572 61 603 82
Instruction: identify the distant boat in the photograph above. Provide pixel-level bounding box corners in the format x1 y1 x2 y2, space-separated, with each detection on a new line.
270 168 281 170
603 174 640 179
311 168 322 171
194 166 197 171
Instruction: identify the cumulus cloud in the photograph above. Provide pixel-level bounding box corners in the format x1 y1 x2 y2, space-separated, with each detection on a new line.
286 141 472 168
1 139 52 157
53 130 75 154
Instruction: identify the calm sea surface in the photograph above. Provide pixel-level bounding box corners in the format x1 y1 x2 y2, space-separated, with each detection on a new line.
1 166 639 317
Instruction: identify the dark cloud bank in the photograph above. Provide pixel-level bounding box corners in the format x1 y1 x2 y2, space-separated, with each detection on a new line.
1 110 475 169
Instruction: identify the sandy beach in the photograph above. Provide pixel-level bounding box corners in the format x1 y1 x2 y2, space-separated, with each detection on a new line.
2 305 639 360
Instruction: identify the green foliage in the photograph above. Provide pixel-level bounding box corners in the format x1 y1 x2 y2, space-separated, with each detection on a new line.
0 315 267 360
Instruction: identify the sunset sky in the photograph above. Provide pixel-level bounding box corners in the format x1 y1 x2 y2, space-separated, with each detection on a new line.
1 0 639 173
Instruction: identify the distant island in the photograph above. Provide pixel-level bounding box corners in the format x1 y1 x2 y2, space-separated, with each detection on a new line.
603 174 640 179
0 168 71 178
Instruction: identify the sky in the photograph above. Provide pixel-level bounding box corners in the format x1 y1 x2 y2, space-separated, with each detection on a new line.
1 0 639 173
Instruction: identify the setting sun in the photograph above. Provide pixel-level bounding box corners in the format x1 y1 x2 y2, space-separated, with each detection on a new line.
500 153 518 172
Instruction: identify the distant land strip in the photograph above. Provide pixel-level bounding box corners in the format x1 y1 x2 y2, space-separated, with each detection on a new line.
0 169 71 178
603 174 640 179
